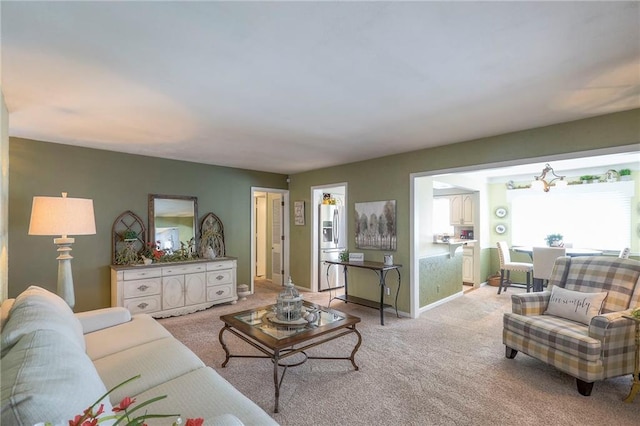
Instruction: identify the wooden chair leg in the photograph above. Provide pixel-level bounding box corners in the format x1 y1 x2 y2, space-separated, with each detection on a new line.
526 271 531 293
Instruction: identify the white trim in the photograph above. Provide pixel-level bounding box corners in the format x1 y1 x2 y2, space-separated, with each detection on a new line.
416 291 464 316
310 182 348 292
250 187 289 293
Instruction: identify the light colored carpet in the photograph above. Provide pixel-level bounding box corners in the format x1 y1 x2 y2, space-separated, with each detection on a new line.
159 282 639 425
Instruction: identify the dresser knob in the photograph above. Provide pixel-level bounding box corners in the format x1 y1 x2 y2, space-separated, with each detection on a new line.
137 302 149 309
137 285 149 291
216 275 224 280
216 290 224 295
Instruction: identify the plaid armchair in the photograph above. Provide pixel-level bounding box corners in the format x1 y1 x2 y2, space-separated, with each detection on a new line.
503 256 640 396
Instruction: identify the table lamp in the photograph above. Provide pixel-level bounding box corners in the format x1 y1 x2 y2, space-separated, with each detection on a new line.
28 192 96 309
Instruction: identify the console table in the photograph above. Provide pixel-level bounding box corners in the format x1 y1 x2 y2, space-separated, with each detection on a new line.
325 260 401 325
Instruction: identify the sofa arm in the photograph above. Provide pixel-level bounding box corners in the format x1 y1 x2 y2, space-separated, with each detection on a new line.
75 307 131 334
510 291 551 316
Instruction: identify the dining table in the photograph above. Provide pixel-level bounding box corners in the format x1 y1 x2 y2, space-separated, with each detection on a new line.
512 246 603 291
512 246 604 257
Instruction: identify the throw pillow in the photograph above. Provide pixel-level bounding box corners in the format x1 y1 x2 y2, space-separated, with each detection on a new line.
544 286 608 325
1 329 112 426
1 285 85 356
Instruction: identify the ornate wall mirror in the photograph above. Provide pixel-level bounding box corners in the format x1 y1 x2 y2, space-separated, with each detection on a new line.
148 194 198 255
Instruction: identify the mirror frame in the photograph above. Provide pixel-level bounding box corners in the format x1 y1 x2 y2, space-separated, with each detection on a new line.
148 194 199 254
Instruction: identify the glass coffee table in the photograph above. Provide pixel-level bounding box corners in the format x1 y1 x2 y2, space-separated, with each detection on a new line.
219 301 362 413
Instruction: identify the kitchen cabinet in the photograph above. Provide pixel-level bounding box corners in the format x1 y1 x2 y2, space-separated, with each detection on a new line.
111 258 237 318
450 194 474 226
462 246 474 283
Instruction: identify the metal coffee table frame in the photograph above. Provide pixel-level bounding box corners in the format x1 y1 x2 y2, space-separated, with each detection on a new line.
219 301 362 413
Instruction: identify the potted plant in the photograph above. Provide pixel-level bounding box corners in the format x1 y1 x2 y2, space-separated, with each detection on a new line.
339 249 349 262
545 233 564 247
619 168 632 181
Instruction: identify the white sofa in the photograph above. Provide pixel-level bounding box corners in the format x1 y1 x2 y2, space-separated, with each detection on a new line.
1 286 278 426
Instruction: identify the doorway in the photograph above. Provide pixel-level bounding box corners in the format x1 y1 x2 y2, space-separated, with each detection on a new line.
310 183 348 292
251 188 289 293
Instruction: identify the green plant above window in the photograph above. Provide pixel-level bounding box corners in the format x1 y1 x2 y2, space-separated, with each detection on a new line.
619 169 631 176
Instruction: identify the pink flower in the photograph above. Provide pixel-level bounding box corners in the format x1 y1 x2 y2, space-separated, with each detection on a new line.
185 419 204 426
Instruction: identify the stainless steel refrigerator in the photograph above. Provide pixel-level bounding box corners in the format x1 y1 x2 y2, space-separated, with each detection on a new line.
319 204 346 291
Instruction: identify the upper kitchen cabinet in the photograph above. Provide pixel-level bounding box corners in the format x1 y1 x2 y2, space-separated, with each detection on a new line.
449 194 474 226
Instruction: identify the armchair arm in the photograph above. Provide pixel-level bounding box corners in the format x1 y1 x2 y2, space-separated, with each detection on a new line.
75 307 131 334
589 310 635 376
510 291 551 316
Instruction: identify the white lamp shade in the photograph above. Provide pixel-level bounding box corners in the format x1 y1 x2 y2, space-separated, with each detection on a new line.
28 195 96 237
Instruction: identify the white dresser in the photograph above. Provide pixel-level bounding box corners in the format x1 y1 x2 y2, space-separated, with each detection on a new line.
110 258 238 318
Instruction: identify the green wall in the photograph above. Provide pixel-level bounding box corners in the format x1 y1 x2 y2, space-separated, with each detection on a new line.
289 109 640 313
8 138 287 311
8 109 640 313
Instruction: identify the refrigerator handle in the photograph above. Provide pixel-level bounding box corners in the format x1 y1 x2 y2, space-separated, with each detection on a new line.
333 208 339 245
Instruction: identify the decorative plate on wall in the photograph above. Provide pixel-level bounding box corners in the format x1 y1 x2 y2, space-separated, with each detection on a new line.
495 207 507 218
495 224 507 234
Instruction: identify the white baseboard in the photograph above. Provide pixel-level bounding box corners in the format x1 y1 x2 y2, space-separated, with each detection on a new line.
416 290 464 316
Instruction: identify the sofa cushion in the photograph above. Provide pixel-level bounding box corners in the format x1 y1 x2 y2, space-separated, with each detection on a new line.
1 329 111 426
1 285 85 356
545 286 607 325
93 337 205 403
133 367 278 426
504 312 602 362
562 257 640 313
84 313 172 361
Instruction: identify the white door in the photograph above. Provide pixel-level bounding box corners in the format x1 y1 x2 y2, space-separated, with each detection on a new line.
255 196 267 277
271 194 283 285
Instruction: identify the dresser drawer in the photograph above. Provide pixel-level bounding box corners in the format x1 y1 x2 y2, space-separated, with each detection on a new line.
123 268 161 281
206 260 235 271
123 278 162 298
206 270 233 286
123 295 162 315
162 264 206 276
207 283 233 302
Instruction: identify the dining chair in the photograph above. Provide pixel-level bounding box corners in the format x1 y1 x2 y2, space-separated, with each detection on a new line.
497 241 533 294
619 247 630 259
532 246 566 290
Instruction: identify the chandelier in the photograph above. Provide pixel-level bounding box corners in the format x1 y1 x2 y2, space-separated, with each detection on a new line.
531 163 567 192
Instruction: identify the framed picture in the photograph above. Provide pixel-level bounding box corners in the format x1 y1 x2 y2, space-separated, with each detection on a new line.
354 200 397 250
294 201 305 226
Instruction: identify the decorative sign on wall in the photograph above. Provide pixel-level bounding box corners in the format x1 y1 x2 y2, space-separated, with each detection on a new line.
354 200 397 251
294 201 305 226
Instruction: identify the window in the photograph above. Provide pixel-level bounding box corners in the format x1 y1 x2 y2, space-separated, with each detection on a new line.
510 182 632 250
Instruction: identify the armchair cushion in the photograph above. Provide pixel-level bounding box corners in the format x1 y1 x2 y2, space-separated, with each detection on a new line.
544 286 607 325
504 313 601 362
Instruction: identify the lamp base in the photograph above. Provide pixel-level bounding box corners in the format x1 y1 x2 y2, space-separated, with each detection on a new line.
54 237 75 309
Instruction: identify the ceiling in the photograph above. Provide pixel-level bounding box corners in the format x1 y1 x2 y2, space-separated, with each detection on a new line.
2 2 639 175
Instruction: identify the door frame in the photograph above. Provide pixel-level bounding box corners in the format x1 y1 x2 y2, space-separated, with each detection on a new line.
310 182 348 292
250 187 290 293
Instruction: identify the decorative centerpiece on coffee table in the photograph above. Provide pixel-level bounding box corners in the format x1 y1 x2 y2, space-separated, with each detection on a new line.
276 277 303 322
